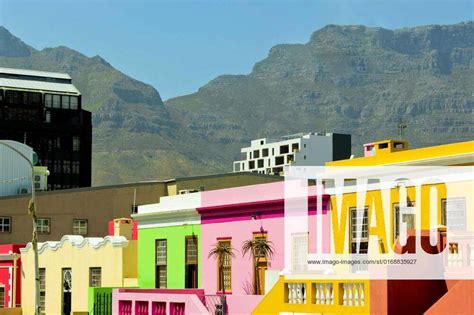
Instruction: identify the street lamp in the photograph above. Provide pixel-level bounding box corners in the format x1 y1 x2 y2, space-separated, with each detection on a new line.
0 141 40 315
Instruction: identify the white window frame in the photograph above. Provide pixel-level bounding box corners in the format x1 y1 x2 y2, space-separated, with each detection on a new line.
0 217 11 233
73 219 88 235
37 218 50 234
89 267 102 287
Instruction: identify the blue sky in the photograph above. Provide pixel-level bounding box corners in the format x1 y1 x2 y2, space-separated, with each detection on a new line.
0 0 471 100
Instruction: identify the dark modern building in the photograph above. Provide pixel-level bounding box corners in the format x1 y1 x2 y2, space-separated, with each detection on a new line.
0 67 92 190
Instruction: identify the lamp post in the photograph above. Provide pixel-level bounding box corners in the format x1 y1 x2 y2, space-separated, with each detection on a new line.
0 141 40 315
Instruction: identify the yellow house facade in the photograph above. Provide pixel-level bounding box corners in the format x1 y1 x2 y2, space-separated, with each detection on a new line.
253 139 474 315
20 235 137 315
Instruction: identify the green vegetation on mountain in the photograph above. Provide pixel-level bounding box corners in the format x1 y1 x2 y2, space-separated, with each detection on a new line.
0 22 472 185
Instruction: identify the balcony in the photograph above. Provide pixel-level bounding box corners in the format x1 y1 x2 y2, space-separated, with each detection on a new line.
252 277 370 314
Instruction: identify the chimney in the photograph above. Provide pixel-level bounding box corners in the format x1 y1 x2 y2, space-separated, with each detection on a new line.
112 218 133 240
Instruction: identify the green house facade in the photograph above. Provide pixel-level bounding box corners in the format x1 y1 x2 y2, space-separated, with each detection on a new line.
133 193 202 289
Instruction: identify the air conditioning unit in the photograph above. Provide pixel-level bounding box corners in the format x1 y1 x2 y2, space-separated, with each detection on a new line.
33 167 49 191
33 174 47 191
18 187 31 194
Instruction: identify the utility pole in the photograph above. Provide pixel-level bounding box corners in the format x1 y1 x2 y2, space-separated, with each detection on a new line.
0 141 40 315
398 121 407 140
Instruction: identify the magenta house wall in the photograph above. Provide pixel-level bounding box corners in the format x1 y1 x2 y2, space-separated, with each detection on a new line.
112 288 210 315
198 181 331 296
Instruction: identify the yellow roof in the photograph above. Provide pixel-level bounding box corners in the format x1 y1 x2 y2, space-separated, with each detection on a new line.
326 140 474 166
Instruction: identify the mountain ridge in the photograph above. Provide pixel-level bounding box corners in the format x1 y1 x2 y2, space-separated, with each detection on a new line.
0 22 472 185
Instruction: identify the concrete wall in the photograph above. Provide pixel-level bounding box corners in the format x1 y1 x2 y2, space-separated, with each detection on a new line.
0 182 166 244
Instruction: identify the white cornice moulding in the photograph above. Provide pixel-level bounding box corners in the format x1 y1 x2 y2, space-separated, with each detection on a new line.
20 235 129 254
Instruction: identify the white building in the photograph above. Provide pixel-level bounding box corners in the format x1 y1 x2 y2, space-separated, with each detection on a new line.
233 132 351 175
0 140 49 197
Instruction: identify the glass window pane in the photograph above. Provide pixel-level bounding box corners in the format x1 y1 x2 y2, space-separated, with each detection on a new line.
61 95 70 109
52 95 60 108
44 94 52 107
70 96 78 109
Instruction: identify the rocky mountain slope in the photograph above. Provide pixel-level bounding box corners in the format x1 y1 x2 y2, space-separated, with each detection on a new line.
0 22 472 185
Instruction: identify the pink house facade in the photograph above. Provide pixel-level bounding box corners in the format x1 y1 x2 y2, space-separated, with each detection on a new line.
198 181 331 297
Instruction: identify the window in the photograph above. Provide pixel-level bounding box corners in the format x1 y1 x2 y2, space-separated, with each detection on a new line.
393 202 415 242
253 150 260 159
39 268 46 314
37 218 50 234
378 143 388 149
249 161 255 170
262 148 269 157
0 217 11 233
441 198 466 230
54 137 61 150
0 287 4 308
185 236 198 288
257 159 264 168
350 207 369 254
280 145 289 154
275 156 284 165
155 240 167 288
61 95 70 109
72 137 80 152
292 143 299 152
44 110 51 123
53 160 61 173
52 94 61 108
89 267 102 287
394 142 405 149
72 161 80 174
291 233 308 272
44 94 52 108
63 160 71 174
73 219 88 235
253 233 268 295
70 96 78 110
218 239 232 292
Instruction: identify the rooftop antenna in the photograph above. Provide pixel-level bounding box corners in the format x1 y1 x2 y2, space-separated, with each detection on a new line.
398 121 407 140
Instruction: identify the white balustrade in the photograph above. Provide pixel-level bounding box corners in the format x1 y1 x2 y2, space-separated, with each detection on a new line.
286 283 307 304
342 283 365 306
314 283 334 305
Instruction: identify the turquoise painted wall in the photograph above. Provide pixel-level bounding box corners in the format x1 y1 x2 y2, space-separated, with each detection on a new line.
138 224 201 289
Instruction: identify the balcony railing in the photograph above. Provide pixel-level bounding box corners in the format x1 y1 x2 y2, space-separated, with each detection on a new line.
446 240 474 268
314 283 334 305
284 280 368 310
286 283 306 304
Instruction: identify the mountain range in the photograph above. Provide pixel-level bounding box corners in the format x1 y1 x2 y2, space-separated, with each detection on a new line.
0 22 472 185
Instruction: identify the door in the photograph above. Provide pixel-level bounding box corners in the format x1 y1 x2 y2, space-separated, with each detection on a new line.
62 268 72 315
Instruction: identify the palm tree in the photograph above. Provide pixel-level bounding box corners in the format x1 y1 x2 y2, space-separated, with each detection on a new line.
208 242 235 294
242 237 275 295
